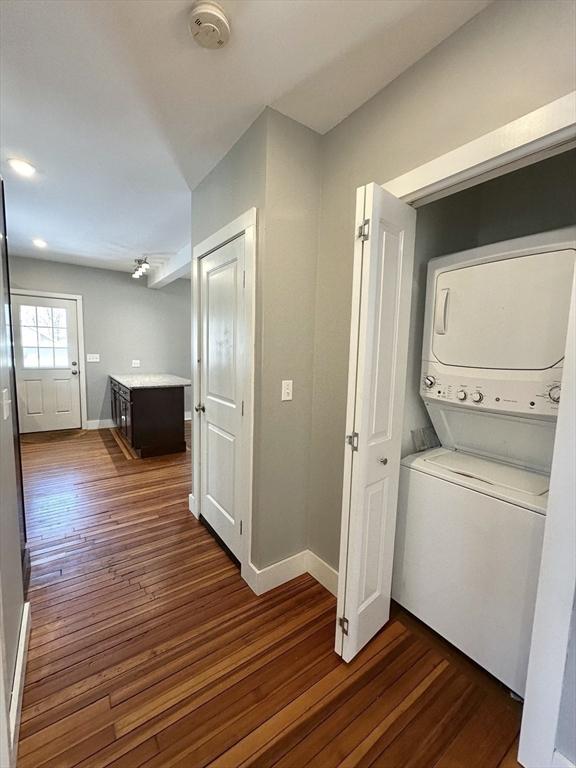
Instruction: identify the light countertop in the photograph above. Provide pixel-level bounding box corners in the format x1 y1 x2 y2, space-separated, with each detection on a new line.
110 374 191 389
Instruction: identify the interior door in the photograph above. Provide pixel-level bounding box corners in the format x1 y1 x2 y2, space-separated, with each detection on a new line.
12 294 81 432
336 182 416 662
199 235 245 559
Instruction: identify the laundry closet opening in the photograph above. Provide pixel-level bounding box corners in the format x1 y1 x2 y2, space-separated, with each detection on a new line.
391 148 576 695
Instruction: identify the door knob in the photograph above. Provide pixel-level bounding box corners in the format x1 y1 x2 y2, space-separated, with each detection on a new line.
194 404 205 413
378 457 388 465
71 370 78 375
72 361 78 366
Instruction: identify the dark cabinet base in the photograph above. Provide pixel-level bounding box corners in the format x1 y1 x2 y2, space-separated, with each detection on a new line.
111 380 187 458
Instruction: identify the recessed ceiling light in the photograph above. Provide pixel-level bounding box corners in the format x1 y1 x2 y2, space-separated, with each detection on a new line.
9 158 36 178
32 238 47 249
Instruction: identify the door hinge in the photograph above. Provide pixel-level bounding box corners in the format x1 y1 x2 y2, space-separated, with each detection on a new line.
240 520 243 535
357 218 370 241
346 432 359 452
339 616 349 636
242 270 246 289
241 400 244 416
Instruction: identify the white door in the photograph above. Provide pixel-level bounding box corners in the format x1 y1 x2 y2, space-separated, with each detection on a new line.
12 294 81 432
336 183 416 662
199 235 246 559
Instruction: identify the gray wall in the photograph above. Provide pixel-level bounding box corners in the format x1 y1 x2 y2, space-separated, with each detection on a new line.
254 109 321 567
9 257 191 421
191 108 321 568
308 0 576 568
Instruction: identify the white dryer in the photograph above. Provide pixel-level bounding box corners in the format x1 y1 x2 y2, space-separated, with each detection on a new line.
392 228 576 696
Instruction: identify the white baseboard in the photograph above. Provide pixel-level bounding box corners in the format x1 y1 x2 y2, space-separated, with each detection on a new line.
184 411 192 421
306 550 339 596
9 602 31 764
85 418 115 430
552 751 576 768
188 493 199 519
244 550 338 597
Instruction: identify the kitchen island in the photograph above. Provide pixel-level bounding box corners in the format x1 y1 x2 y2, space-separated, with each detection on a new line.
109 374 191 457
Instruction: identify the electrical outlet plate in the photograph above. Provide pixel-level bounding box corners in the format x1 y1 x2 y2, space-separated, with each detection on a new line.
132 359 141 368
86 353 100 362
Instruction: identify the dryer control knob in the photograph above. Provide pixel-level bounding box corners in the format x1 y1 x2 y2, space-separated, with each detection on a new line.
424 375 436 388
548 385 561 403
471 391 483 403
457 390 467 401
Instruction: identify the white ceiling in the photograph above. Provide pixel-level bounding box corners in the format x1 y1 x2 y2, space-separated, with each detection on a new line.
0 0 490 272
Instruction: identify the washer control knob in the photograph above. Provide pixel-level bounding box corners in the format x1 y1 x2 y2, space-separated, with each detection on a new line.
471 391 483 403
424 375 436 388
456 390 467 401
548 385 561 404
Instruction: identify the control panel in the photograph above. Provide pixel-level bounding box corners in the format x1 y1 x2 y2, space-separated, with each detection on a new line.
420 364 562 418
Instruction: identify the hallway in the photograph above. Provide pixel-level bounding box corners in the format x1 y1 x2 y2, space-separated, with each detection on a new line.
18 429 521 767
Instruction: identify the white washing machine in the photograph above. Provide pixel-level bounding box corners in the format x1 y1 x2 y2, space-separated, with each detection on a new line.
392 228 576 696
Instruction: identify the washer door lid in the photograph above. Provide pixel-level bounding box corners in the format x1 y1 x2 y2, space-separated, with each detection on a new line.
424 451 549 496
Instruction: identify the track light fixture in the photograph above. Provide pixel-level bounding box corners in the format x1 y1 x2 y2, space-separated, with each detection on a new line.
131 258 150 279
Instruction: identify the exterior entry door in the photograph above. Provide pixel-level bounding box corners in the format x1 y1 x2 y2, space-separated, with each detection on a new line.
198 234 246 560
336 183 416 662
12 293 82 432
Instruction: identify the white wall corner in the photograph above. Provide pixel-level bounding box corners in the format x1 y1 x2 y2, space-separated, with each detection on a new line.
244 551 309 596
243 550 338 597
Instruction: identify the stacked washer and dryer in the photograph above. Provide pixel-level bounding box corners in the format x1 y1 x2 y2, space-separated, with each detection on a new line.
392 228 576 696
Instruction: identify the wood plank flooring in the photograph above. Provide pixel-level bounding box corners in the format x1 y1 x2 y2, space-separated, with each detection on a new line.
18 428 522 767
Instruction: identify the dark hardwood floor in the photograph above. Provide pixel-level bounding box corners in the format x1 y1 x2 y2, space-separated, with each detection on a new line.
18 427 522 767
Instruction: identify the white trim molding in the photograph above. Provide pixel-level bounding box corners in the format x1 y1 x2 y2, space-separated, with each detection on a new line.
85 418 115 430
8 602 31 766
384 92 576 206
245 550 338 597
188 493 198 519
306 551 339 596
192 208 257 587
10 288 88 429
552 752 576 768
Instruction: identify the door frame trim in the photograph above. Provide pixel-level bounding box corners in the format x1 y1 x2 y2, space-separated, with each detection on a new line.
10 289 88 430
383 91 576 206
191 208 256 588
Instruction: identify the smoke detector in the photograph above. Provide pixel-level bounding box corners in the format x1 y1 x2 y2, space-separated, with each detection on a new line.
189 2 230 49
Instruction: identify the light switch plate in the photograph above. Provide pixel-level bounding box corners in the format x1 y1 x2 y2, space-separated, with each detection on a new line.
86 353 100 362
132 359 141 368
281 380 293 401
2 388 10 421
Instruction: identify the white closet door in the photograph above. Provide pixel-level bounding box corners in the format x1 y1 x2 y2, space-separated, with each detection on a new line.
336 183 416 662
199 235 245 559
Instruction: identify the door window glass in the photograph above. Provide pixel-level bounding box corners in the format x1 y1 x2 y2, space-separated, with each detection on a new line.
20 305 69 368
